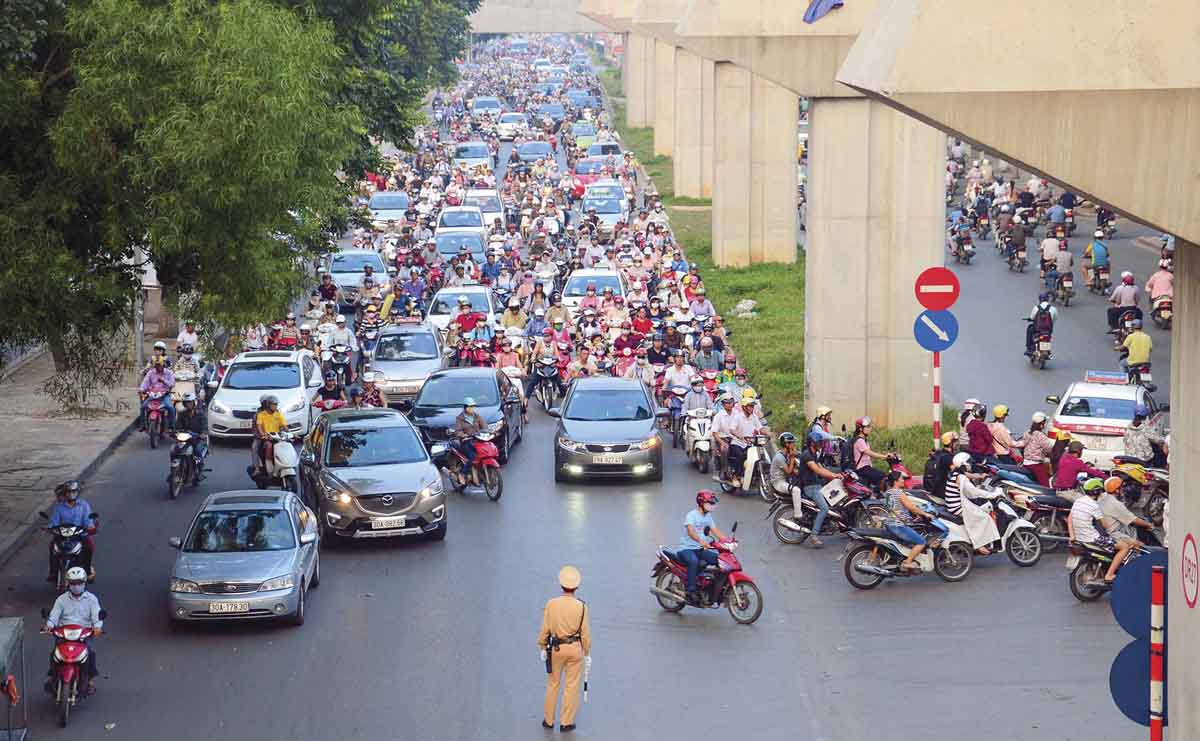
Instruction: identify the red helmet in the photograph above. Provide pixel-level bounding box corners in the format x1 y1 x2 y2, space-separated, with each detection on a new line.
695 490 719 507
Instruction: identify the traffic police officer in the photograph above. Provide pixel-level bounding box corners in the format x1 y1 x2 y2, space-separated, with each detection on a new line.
538 565 591 732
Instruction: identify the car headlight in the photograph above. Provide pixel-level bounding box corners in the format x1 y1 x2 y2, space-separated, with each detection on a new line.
558 437 585 452
419 481 444 499
487 420 505 433
259 575 295 592
284 398 305 413
632 435 660 450
209 401 229 416
170 578 201 594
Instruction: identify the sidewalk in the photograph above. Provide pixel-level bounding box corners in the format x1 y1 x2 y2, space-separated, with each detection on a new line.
0 352 142 565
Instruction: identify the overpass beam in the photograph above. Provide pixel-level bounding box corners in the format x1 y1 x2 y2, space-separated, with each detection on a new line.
673 48 714 198
804 98 946 428
653 41 676 156
712 63 797 266
625 33 656 127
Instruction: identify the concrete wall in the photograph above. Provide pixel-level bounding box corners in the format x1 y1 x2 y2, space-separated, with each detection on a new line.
625 33 656 127
805 98 946 427
652 41 676 156
470 0 606 33
673 48 715 198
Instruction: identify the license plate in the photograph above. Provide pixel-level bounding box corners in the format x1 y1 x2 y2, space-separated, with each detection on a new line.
1162 311 1172 318
209 601 249 614
1141 373 1153 382
372 516 406 529
592 454 623 464
1017 250 1026 258
1039 342 1052 351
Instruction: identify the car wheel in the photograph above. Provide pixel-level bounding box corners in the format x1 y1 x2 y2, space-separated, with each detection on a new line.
429 521 447 541
498 430 511 465
289 581 306 626
310 554 321 588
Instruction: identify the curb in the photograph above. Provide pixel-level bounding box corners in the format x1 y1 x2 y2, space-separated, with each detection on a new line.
0 417 138 569
0 346 47 383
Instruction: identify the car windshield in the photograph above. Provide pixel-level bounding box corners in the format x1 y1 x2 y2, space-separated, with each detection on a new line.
325 426 427 467
588 143 620 156
564 274 622 297
519 143 552 157
585 185 622 199
582 197 622 214
330 253 384 273
500 113 525 124
369 193 409 210
474 99 500 110
429 292 490 316
415 375 499 407
440 210 482 228
435 233 484 256
565 389 653 421
185 509 295 553
576 160 605 175
1061 396 1139 420
455 143 490 159
464 195 502 213
223 362 299 390
375 332 439 360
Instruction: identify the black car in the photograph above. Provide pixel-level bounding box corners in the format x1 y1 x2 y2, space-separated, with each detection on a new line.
403 367 524 464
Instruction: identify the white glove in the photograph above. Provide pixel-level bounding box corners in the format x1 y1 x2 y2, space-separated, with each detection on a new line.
540 649 547 663
585 656 592 671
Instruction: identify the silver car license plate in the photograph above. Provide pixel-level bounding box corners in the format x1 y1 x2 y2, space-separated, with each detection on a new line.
592 454 623 464
372 516 406 529
210 601 249 614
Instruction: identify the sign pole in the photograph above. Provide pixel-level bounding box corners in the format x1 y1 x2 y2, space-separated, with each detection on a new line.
1150 565 1165 741
932 352 942 450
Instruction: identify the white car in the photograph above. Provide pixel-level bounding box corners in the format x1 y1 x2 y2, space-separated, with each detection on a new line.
560 268 627 311
426 285 499 336
436 206 486 239
1045 370 1170 467
452 141 494 172
471 96 503 122
208 351 323 439
463 189 505 232
496 112 528 141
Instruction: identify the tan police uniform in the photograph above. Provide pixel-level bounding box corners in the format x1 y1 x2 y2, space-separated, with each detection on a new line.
538 566 591 728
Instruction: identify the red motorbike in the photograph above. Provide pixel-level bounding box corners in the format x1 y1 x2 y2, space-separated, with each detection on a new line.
442 432 503 501
312 398 347 414
649 522 763 624
41 609 105 727
143 390 169 449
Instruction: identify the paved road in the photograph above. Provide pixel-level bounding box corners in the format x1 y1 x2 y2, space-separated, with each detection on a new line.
2 411 1137 740
943 216 1172 424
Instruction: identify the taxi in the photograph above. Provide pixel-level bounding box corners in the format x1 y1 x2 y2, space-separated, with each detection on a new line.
1044 370 1170 467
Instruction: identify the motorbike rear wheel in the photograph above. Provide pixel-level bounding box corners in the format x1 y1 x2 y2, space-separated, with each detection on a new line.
1031 512 1066 553
771 504 808 546
1070 561 1106 602
933 543 973 582
725 581 763 625
58 678 73 727
654 571 685 612
482 466 503 501
843 544 885 590
695 449 710 474
148 417 160 449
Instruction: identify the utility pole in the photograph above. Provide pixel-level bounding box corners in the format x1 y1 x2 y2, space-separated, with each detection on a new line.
133 242 145 371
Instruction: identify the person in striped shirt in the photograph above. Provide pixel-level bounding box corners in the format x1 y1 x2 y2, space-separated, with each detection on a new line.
946 452 1001 555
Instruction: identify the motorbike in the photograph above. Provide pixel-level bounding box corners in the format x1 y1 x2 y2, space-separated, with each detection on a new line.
1025 320 1053 369
649 522 763 625
246 431 300 494
312 398 347 415
667 386 688 448
1126 361 1156 392
1002 483 1073 552
167 431 204 500
1008 243 1028 272
1150 295 1173 330
41 607 106 728
953 235 975 264
1110 456 1169 527
841 518 975 589
143 391 169 448
767 471 888 545
440 433 503 500
682 407 713 473
1064 207 1076 235
971 492 1045 566
1056 273 1075 306
717 432 773 501
974 214 990 241
1066 539 1152 602
324 343 353 387
40 512 99 592
532 356 561 410
1088 264 1112 294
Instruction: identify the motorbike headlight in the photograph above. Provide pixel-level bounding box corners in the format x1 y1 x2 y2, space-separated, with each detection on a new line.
487 420 505 433
284 398 305 413
633 435 660 450
558 437 585 452
170 578 201 593
209 401 230 415
259 575 295 592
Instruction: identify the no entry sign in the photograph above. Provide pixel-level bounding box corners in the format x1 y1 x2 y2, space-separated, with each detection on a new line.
914 267 960 311
1183 533 1198 608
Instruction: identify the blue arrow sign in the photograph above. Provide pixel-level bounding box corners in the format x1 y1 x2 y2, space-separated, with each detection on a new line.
913 310 959 352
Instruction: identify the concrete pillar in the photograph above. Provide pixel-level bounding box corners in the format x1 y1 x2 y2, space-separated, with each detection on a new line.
804 98 946 428
1169 240 1199 731
653 41 676 157
625 32 655 127
619 32 630 98
712 63 798 267
673 48 714 199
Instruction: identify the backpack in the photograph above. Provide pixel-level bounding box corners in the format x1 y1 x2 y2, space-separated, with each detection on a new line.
924 453 948 496
1033 308 1054 334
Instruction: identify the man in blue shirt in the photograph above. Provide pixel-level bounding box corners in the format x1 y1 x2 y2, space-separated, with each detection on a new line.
676 490 727 604
46 480 96 582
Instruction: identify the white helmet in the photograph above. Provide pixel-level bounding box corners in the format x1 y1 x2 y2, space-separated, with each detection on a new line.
1038 301 1051 311
154 340 167 351
1094 230 1104 239
951 452 972 470
1031 411 1048 424
65 566 87 583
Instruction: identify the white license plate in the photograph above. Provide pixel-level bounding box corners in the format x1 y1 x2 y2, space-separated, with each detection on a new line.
1039 342 1052 351
591 454 623 464
1141 373 1153 382
1017 250 1026 258
372 516 406 529
1161 311 1172 318
209 601 249 614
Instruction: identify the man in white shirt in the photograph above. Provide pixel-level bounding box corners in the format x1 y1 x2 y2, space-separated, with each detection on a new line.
44 567 103 695
1068 479 1135 584
710 395 737 480
662 351 694 391
176 321 199 350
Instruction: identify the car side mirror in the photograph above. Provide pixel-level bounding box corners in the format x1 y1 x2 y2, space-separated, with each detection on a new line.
168 536 183 549
1044 395 1060 404
430 442 449 462
299 532 317 545
1158 403 1170 413
547 407 561 418
655 408 670 419
397 399 413 413
207 380 219 390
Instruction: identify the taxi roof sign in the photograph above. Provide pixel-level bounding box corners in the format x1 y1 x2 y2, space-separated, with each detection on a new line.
1085 370 1129 385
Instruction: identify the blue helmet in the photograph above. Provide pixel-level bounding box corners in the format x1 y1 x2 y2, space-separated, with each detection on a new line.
1134 404 1149 418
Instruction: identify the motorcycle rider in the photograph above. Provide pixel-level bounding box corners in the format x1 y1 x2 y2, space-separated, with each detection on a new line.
1107 271 1142 332
1145 259 1174 310
677 490 728 606
662 350 694 394
946 452 1001 556
1054 440 1106 491
724 390 765 483
925 432 959 501
500 297 529 330
1123 404 1166 464
452 398 487 484
142 340 173 376
681 375 712 412
251 395 286 476
964 404 995 464
1068 478 1134 584
1119 318 1153 374
987 405 1024 463
43 567 103 697
1021 412 1056 486
883 470 945 572
359 372 389 408
45 480 96 582
850 417 889 488
315 371 347 406
692 336 723 371
1083 230 1110 286
138 356 177 432
1025 295 1057 357
175 392 208 483
774 432 837 548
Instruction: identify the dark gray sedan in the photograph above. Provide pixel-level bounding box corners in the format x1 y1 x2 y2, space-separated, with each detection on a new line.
550 377 666 483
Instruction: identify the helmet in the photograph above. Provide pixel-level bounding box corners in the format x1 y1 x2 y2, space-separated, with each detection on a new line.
463 397 477 407
299 323 311 333
1031 411 1048 425
973 405 987 418
335 315 347 324
940 431 958 447
1082 478 1104 494
181 392 197 404
695 490 719 507
805 432 824 447
1134 403 1149 418
508 298 520 308
260 394 278 407
778 431 797 446
951 452 971 470
65 567 87 584
1104 476 1123 495
1130 318 1143 329
719 394 735 405
324 371 336 381
856 416 872 428
154 340 167 351
740 389 757 403
1094 230 1104 239
992 404 1008 419
815 405 832 418
734 367 747 378
963 398 981 411
1121 272 1134 285
178 343 194 355
457 295 470 305
58 480 82 500
689 375 703 386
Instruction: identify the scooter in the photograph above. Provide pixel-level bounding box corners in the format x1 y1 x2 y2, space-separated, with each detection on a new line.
1026 321 1053 370
40 512 99 592
667 386 688 448
682 407 713 473
1056 273 1075 307
1000 482 1073 552
325 344 353 387
1150 295 1173 330
1008 244 1028 272
649 522 763 625
246 431 300 494
841 516 975 589
1125 361 1156 392
312 398 347 415
971 492 1044 566
532 356 561 410
167 431 205 500
1088 265 1111 294
143 391 169 449
717 432 773 501
41 607 106 728
440 433 503 501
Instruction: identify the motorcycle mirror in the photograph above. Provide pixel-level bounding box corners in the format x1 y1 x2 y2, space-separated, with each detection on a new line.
41 608 49 620
1159 403 1170 413
840 424 847 433
38 511 48 520
88 512 99 520
98 609 108 620
300 449 316 465
547 407 561 418
397 399 413 413
731 521 738 533
168 536 183 549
